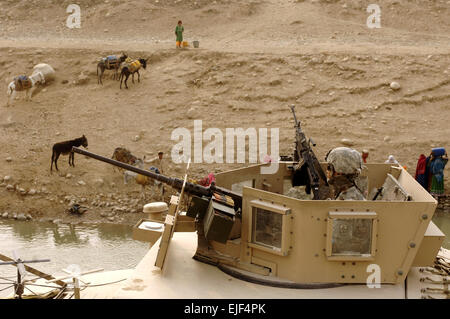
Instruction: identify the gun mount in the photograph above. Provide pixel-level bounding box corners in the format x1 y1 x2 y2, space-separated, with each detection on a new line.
73 146 245 251
71 147 243 215
72 147 242 214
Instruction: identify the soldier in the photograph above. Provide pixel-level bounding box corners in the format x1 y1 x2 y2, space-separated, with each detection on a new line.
325 147 366 200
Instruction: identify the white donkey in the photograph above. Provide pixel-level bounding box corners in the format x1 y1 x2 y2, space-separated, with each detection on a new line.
7 71 45 106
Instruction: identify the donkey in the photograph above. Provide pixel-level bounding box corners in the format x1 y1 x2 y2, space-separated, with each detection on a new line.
111 147 145 172
7 72 45 106
124 166 162 200
51 135 88 172
119 58 148 89
97 53 127 84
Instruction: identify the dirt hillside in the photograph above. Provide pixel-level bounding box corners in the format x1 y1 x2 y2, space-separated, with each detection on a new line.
0 0 449 225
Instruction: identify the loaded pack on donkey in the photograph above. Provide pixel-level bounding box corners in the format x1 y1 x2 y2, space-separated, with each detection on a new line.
97 53 128 84
119 57 148 89
7 73 44 106
7 63 55 106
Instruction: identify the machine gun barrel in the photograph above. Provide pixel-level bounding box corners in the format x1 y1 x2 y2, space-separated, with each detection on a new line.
289 105 329 200
72 147 242 212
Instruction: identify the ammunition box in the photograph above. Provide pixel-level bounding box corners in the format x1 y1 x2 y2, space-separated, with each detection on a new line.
187 196 210 219
203 200 235 244
212 192 234 207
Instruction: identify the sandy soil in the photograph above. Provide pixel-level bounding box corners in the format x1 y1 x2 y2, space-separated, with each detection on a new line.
0 0 449 225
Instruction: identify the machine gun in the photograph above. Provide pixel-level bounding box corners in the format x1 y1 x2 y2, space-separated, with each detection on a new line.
289 105 330 200
71 147 242 215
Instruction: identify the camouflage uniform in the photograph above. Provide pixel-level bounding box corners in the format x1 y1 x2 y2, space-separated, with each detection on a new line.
326 147 366 201
285 186 313 200
335 185 366 200
354 173 369 198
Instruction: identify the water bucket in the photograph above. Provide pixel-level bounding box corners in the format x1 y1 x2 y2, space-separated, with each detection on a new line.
182 41 189 47
193 40 199 48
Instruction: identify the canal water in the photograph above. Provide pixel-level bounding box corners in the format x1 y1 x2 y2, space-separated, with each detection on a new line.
0 221 148 297
432 209 450 249
0 209 448 298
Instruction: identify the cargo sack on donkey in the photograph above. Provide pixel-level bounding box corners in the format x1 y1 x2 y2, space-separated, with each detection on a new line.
32 63 56 82
105 55 119 69
126 60 142 73
13 75 32 91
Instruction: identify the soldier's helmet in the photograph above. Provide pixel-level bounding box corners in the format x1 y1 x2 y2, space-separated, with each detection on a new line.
325 147 363 175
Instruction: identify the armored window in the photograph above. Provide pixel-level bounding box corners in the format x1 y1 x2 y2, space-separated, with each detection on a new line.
248 200 291 256
252 207 282 249
326 212 378 261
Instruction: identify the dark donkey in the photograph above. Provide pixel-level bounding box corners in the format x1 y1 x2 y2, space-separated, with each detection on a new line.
97 53 128 84
51 135 88 172
119 58 148 89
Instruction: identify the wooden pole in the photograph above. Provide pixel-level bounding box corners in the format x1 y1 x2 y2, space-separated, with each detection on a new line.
49 267 104 282
15 268 23 299
73 278 80 299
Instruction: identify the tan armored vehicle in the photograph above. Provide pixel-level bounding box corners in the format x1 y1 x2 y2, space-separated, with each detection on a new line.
63 107 447 299
9 136 447 299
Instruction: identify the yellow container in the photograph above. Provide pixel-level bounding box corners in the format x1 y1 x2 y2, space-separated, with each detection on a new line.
182 41 189 47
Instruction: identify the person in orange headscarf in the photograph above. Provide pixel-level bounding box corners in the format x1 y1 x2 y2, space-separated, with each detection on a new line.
415 154 427 190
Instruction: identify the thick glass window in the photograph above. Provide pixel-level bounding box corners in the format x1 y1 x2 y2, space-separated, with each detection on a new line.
331 218 373 256
252 207 282 250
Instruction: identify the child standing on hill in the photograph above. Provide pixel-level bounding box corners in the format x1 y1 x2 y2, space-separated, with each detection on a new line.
175 20 184 48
